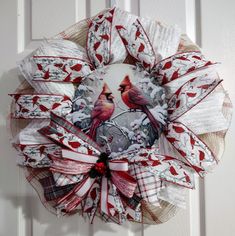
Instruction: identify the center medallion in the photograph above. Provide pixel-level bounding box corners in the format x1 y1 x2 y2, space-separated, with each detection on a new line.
72 64 168 155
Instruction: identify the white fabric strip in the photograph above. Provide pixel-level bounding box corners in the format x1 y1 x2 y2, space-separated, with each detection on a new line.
75 177 96 197
13 120 50 144
164 67 218 99
158 182 186 209
101 177 109 215
177 91 229 134
140 18 181 61
109 161 128 171
62 149 98 163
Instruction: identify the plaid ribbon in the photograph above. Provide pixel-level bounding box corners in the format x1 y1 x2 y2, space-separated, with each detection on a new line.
39 174 75 201
128 163 163 206
52 172 84 186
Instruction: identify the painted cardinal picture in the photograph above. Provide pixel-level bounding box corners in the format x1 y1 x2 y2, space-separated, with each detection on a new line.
89 83 115 140
118 75 159 132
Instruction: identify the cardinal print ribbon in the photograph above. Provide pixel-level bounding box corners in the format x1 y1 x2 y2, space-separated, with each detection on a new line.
116 19 156 71
87 8 115 67
10 94 72 119
165 122 217 177
152 51 217 85
33 56 93 83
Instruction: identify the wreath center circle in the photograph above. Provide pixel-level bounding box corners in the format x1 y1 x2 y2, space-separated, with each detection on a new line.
72 64 168 154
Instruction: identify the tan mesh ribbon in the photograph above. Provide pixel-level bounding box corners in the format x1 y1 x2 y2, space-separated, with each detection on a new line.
10 17 233 224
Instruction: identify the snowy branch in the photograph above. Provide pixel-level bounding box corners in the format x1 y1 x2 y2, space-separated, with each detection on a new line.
111 109 143 121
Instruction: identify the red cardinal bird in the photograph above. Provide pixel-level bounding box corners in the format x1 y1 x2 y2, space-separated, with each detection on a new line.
118 75 159 132
89 83 115 140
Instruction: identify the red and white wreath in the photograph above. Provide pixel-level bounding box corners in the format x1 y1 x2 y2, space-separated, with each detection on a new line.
10 8 232 224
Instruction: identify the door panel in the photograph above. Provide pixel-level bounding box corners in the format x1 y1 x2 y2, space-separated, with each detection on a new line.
31 0 78 39
200 0 235 235
0 1 20 236
140 0 186 31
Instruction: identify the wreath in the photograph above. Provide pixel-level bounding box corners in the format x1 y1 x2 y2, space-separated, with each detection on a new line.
10 8 232 224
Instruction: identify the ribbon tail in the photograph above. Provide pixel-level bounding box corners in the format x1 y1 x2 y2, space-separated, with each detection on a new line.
107 182 126 217
100 176 109 215
126 206 142 222
111 171 137 198
57 176 96 214
83 181 100 224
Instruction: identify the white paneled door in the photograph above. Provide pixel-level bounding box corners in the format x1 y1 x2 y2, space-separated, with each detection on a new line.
0 0 234 236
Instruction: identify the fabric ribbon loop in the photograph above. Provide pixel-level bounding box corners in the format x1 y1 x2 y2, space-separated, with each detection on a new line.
152 51 217 85
167 72 222 121
111 171 137 198
33 56 93 83
109 160 128 171
165 122 217 177
39 112 101 155
62 149 98 163
87 8 114 67
50 155 94 175
116 19 156 71
101 177 109 215
57 176 96 212
10 94 72 119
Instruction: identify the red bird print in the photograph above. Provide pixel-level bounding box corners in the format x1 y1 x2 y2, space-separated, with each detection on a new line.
89 83 115 140
118 75 159 133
